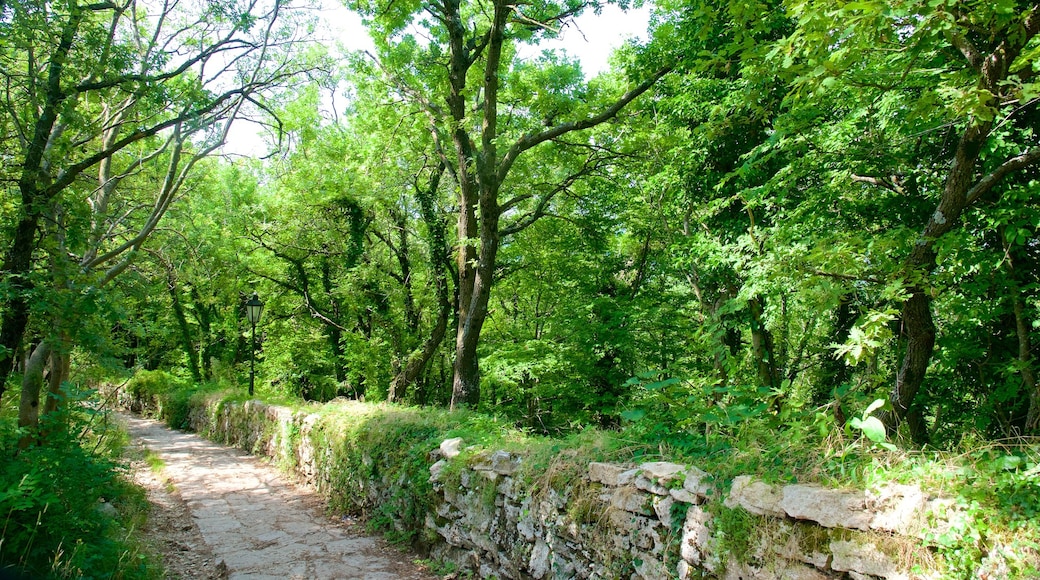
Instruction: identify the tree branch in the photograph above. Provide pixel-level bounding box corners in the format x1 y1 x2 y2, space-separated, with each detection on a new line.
496 66 671 183
966 147 1040 206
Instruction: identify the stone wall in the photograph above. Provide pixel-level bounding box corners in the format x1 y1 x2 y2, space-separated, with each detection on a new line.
120 392 963 579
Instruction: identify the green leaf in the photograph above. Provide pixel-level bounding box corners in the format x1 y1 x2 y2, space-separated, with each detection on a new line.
620 409 646 422
864 398 886 416
850 415 897 451
646 377 682 390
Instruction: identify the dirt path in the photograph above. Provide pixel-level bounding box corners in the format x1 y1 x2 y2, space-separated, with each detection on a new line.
118 412 438 580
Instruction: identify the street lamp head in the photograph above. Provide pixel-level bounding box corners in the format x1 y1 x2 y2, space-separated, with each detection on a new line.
245 292 264 325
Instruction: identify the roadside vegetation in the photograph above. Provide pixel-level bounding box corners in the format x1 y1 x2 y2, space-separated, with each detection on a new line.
0 387 162 579
123 369 1040 577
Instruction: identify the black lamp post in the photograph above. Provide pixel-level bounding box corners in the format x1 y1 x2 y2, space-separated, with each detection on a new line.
245 292 264 396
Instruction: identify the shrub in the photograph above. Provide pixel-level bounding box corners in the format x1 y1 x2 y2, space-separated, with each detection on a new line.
0 400 160 579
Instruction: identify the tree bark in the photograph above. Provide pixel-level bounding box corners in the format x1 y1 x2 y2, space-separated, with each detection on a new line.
0 5 86 404
433 0 670 408
816 295 856 406
17 342 52 448
884 8 1040 436
42 348 71 417
1013 290 1039 434
168 273 203 383
390 166 454 402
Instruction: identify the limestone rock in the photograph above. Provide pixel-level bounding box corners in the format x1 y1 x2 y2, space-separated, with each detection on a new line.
781 484 871 530
680 505 712 566
639 461 687 483
633 525 662 552
635 474 670 496
632 551 667 579
528 540 553 577
589 462 628 486
683 466 713 499
429 459 447 482
830 540 905 579
725 476 785 517
868 484 928 535
677 560 692 580
670 487 700 504
474 450 519 475
773 526 830 570
653 495 675 528
440 437 464 459
609 487 653 516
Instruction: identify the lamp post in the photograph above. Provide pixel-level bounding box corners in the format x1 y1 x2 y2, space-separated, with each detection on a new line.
245 292 264 397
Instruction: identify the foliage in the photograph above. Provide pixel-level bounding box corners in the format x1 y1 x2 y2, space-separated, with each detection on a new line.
129 368 1040 575
0 396 160 579
125 369 226 429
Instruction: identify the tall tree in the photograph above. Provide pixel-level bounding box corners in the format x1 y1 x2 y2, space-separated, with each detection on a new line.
352 0 670 408
652 0 1040 439
770 1 1040 436
0 0 309 407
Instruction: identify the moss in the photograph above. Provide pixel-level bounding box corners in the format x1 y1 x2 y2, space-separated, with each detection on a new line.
711 506 757 565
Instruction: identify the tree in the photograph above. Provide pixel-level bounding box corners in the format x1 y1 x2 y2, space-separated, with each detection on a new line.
772 1 1040 437
649 0 1040 440
352 0 670 408
0 0 311 415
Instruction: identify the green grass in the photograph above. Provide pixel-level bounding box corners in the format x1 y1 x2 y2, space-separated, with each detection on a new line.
143 451 165 473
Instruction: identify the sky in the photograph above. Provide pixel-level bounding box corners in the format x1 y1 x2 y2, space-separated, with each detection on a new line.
317 0 652 76
223 2 653 155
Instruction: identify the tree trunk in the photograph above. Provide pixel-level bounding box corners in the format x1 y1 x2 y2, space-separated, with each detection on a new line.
1011 278 1038 434
432 0 668 409
391 166 455 402
749 296 778 389
0 7 84 405
191 286 216 380
886 121 985 433
390 297 450 402
319 255 347 385
885 11 1040 435
817 295 857 405
0 223 36 402
42 348 70 416
17 342 52 448
452 301 487 408
169 274 203 383
1006 261 1040 434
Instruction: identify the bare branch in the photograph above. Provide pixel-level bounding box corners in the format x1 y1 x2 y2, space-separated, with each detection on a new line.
851 173 906 195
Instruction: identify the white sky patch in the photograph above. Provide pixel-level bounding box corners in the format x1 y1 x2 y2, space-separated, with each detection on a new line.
515 4 652 77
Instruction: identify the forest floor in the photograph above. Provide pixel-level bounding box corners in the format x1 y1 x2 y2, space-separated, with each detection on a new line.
119 413 439 580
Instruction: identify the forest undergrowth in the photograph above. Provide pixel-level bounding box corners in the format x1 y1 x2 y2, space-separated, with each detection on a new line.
0 385 166 580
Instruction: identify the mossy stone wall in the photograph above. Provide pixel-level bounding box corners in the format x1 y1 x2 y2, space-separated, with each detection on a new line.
119 389 969 580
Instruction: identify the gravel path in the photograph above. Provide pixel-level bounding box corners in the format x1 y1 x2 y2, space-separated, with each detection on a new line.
118 412 438 580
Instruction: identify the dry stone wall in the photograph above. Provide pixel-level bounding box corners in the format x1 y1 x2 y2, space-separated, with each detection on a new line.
121 393 959 579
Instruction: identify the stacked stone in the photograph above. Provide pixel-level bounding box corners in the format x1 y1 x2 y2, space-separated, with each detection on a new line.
427 443 948 580
121 391 965 580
